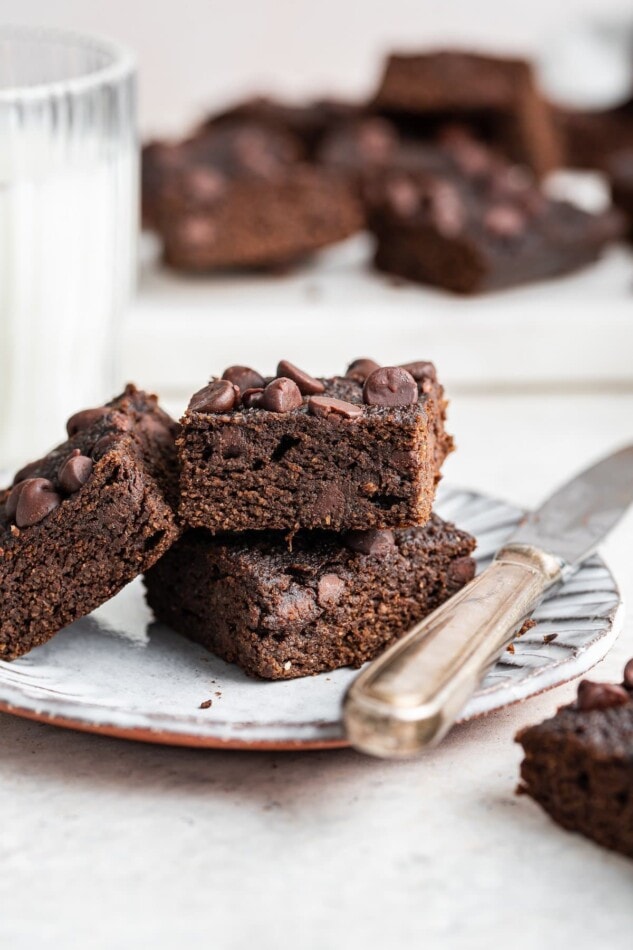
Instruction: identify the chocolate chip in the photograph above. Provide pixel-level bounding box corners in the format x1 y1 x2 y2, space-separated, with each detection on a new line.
308 396 362 420
241 387 265 409
385 177 420 218
484 205 525 238
276 360 325 396
441 130 493 178
189 379 238 413
312 484 345 523
5 481 28 521
14 478 61 528
261 378 303 413
66 407 109 437
623 658 633 689
399 361 437 384
317 574 346 608
13 459 44 485
363 367 418 407
448 557 475 585
58 450 94 494
576 680 630 712
344 529 396 557
345 358 380 383
427 181 464 237
184 166 226 204
222 365 265 392
175 217 217 248
91 434 119 460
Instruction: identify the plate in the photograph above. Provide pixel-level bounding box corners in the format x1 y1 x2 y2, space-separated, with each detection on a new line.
0 485 623 750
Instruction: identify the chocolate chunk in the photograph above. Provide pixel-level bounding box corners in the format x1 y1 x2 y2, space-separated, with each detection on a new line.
58 450 94 494
5 481 28 521
345 358 380 382
427 181 464 237
344 529 396 557
317 573 346 607
441 130 493 178
400 361 437 383
484 205 525 238
312 484 345 522
184 166 226 203
363 367 418 407
386 177 420 218
13 459 44 485
448 556 476 585
189 379 238 414
623 658 633 689
261 378 303 413
276 360 325 395
14 478 61 528
222 365 265 392
241 387 265 409
66 407 109 437
308 396 362 419
576 680 630 712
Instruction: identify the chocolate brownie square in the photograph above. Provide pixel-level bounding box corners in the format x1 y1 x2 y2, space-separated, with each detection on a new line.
368 131 624 294
144 517 476 680
373 50 562 177
517 663 633 859
0 385 180 660
142 120 363 271
177 359 453 534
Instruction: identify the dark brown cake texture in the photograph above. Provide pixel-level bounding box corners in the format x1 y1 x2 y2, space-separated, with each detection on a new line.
367 130 624 294
0 385 180 660
372 50 562 178
142 119 363 272
177 358 453 534
144 516 476 680
517 661 633 859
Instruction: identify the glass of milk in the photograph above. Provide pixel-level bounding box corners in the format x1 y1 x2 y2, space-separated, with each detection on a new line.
0 26 137 468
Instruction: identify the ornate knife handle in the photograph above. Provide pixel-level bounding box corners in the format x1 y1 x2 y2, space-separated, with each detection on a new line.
343 544 563 759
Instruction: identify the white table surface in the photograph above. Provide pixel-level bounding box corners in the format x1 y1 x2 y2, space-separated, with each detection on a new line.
1 384 633 950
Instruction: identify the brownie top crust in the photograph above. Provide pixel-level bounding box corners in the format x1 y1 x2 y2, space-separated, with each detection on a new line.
182 358 441 424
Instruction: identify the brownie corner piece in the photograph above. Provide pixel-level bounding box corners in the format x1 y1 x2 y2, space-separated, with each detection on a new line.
144 515 476 680
0 384 180 660
177 359 453 533
516 666 633 859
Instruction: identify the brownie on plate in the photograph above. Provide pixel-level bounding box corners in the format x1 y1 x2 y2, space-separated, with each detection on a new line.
368 130 624 294
142 120 363 271
517 663 633 859
372 50 562 177
0 386 180 660
144 516 476 680
177 358 453 534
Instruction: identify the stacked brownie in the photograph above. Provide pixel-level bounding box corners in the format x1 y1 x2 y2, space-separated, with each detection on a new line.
144 358 477 679
143 48 626 290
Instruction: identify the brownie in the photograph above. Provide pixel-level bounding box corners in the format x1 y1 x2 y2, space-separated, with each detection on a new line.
372 50 562 177
367 131 624 294
517 662 633 859
144 516 476 680
608 150 633 238
0 385 180 660
556 101 633 170
177 359 453 534
142 120 363 270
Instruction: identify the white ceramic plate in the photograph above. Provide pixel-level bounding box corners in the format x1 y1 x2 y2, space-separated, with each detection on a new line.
0 484 623 749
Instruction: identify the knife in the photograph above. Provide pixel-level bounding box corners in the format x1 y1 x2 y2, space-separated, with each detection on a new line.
343 444 633 759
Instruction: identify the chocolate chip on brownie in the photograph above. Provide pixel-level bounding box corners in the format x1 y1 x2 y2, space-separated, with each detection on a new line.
363 367 418 407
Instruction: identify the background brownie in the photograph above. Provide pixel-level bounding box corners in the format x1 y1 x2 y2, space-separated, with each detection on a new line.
144 516 476 680
555 101 633 171
177 359 453 534
143 120 363 271
517 663 633 859
372 50 562 177
608 150 633 239
0 386 180 660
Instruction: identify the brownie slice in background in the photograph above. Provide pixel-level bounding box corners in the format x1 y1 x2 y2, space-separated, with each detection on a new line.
555 100 633 171
177 358 453 534
608 150 633 238
372 50 563 177
144 517 476 680
517 662 633 859
0 385 180 660
367 130 624 294
142 119 363 271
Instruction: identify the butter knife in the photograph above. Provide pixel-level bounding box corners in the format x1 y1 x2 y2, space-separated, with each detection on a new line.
343 445 633 758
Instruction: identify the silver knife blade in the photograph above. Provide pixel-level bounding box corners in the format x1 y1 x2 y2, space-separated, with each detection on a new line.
510 443 633 569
